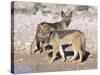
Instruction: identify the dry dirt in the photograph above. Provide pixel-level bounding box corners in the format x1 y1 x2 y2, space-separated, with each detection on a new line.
13 48 97 74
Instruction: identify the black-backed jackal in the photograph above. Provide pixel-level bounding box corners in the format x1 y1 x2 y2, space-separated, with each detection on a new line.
30 11 73 54
43 30 86 63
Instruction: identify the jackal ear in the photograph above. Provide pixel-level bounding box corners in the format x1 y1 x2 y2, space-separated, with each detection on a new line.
37 24 43 32
67 11 73 17
49 31 53 39
47 27 55 33
61 11 66 17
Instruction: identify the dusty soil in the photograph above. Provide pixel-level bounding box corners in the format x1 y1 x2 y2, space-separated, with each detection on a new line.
13 49 97 74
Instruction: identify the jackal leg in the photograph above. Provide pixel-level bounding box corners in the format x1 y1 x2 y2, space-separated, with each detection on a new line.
69 39 83 62
75 40 84 62
78 50 83 62
68 49 78 61
30 40 38 54
40 42 45 53
49 46 58 63
59 46 65 62
68 42 78 61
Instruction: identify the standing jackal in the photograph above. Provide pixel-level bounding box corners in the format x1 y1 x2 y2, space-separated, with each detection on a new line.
30 11 73 54
43 30 86 63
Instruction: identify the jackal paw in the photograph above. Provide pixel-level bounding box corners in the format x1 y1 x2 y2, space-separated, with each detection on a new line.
61 58 65 62
49 60 54 64
68 58 74 62
79 59 83 63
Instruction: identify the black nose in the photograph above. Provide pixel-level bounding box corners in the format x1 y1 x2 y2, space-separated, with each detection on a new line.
42 41 44 44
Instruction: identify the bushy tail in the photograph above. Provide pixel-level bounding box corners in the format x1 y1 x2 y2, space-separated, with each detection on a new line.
81 32 86 56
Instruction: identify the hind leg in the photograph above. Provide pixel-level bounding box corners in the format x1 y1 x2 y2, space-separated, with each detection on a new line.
75 42 84 62
68 40 80 62
78 50 83 62
68 47 78 61
72 40 83 62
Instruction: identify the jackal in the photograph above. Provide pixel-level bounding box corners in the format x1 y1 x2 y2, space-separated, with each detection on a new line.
43 30 86 63
30 11 73 54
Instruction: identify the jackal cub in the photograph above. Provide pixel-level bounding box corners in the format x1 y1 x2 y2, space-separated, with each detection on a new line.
44 30 86 63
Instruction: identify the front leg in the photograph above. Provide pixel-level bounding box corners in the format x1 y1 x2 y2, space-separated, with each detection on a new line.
30 39 40 54
58 46 65 62
30 40 37 55
40 41 47 53
49 46 58 63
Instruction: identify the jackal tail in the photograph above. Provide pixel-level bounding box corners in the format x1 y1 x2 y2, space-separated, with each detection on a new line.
81 32 86 56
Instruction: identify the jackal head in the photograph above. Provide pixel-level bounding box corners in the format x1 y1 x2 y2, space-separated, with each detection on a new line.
61 10 73 26
36 24 51 42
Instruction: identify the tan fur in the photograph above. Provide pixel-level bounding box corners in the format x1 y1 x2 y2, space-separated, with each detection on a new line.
46 30 86 63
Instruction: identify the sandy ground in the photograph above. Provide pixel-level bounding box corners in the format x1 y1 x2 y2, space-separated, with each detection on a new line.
13 48 97 74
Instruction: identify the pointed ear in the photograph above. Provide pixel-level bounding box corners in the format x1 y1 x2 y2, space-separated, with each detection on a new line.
61 11 66 17
67 11 73 17
37 24 43 32
47 27 55 33
48 31 54 39
40 25 43 30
